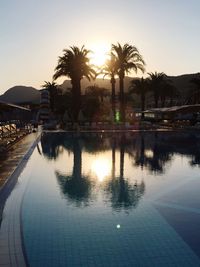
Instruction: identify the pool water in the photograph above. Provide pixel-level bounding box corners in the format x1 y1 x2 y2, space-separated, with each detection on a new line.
21 131 200 266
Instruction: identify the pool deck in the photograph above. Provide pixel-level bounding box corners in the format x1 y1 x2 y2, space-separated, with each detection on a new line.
0 132 40 267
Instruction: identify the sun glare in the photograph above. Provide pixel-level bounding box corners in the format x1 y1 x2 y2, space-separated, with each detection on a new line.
89 43 110 67
91 158 111 182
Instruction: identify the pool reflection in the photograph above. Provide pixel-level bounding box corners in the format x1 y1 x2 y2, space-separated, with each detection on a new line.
40 131 200 210
56 136 92 206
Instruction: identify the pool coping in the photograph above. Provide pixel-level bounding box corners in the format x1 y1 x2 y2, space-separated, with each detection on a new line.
0 134 41 267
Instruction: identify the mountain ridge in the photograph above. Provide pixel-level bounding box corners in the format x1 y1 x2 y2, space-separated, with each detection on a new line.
1 73 200 104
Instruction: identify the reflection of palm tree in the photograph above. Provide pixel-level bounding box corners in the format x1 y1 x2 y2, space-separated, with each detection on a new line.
107 134 145 210
133 133 173 174
134 134 145 169
111 136 116 179
112 43 145 122
190 154 200 166
108 173 145 210
53 46 96 122
148 133 173 173
56 136 91 206
40 132 64 160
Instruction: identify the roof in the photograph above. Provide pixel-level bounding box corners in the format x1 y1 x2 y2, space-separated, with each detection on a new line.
144 104 200 114
0 100 31 111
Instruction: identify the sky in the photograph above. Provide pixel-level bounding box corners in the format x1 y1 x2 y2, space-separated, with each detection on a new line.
0 0 200 94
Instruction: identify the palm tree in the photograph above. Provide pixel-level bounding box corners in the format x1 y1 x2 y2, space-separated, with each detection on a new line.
102 54 118 118
129 77 149 119
148 72 166 108
53 46 96 122
41 81 58 112
111 43 145 122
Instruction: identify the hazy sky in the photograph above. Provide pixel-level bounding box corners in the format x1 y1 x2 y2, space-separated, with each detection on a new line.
0 0 200 94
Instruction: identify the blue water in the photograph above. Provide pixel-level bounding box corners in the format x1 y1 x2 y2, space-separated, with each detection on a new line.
22 131 200 266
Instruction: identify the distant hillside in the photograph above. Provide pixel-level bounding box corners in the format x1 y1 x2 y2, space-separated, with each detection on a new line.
59 73 200 96
0 86 40 104
59 77 133 93
168 73 200 98
1 73 199 105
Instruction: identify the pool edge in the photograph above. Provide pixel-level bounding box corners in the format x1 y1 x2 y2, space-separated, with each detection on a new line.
0 133 41 267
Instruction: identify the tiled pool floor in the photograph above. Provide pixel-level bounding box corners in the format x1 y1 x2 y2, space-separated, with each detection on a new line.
21 154 200 266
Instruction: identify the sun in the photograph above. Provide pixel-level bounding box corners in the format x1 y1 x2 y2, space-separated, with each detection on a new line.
91 157 111 182
89 43 110 67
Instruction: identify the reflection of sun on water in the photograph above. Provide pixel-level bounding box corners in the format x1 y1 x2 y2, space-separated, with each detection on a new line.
91 158 111 182
89 43 109 67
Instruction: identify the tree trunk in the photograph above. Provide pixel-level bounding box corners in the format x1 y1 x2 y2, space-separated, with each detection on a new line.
170 95 173 106
120 139 124 180
141 94 145 120
154 93 159 108
119 72 125 123
140 135 145 169
161 96 165 107
112 137 116 179
111 77 116 122
73 137 82 179
72 79 81 122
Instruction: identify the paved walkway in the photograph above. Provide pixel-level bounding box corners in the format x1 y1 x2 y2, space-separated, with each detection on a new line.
0 133 40 267
0 133 39 189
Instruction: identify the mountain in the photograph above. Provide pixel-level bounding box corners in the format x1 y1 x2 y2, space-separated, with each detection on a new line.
59 77 133 93
168 73 200 97
0 86 40 104
59 73 200 96
1 73 199 105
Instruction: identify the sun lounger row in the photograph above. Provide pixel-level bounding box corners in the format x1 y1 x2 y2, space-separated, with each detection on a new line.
0 123 33 152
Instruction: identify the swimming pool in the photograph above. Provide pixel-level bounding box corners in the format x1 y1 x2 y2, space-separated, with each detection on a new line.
3 131 200 266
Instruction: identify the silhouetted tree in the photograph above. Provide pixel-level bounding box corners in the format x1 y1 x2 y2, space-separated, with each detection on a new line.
159 81 177 107
53 46 96 122
112 43 145 122
129 77 149 118
42 81 58 112
85 85 109 103
82 95 100 121
102 54 118 118
148 72 166 108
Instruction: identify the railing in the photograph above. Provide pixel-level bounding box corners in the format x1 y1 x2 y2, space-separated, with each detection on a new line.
0 122 33 151
0 124 17 139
